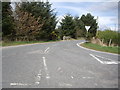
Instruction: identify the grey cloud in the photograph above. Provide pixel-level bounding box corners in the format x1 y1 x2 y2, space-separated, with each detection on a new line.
88 2 118 13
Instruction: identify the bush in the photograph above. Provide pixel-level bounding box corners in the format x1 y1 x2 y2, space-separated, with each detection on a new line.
97 30 120 46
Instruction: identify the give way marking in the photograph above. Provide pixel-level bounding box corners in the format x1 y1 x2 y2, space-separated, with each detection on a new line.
89 54 119 65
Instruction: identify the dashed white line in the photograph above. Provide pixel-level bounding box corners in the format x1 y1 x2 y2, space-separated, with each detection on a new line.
35 82 40 85
44 47 50 54
28 50 43 54
57 67 61 71
59 82 72 87
42 57 50 79
43 57 47 67
35 56 50 85
34 70 42 85
42 56 50 86
46 74 50 79
37 75 41 79
10 83 30 86
82 76 93 79
71 76 74 79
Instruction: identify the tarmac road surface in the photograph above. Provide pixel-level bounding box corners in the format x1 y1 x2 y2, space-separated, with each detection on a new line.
2 40 119 88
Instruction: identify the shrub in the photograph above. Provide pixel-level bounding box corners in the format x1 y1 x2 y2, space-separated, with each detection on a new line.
97 30 120 46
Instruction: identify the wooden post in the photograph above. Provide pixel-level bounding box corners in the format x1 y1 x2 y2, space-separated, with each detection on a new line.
109 39 112 47
102 39 104 46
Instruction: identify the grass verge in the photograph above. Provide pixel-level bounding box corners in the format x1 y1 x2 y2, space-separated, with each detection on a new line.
81 42 120 54
2 40 59 47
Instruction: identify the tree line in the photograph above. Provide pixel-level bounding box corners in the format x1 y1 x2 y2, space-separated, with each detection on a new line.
2 1 98 42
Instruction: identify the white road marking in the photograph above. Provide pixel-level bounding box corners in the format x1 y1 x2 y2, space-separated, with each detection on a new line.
57 67 63 73
28 50 43 54
95 55 120 64
43 57 47 67
103 61 118 64
95 55 113 61
37 75 41 79
10 83 30 86
44 47 50 54
57 67 61 71
42 57 50 79
77 42 119 56
38 74 41 76
90 54 118 64
90 54 104 64
35 82 40 85
59 82 72 87
34 70 42 85
94 83 98 86
82 77 93 79
46 74 50 79
71 76 74 79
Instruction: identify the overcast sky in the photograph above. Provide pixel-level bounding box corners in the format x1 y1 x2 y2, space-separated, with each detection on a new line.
9 0 119 31
50 1 119 30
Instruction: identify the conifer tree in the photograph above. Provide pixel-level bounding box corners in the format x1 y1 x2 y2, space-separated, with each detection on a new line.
18 2 57 40
80 13 98 39
60 14 76 38
15 5 43 41
2 2 15 41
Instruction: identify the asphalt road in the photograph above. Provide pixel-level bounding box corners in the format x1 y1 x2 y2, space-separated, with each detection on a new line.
2 40 119 88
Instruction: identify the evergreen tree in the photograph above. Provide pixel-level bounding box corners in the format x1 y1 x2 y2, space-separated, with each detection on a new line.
15 7 43 41
60 14 76 38
88 19 97 38
81 13 94 26
80 13 98 39
2 2 15 41
18 2 57 40
0 1 2 40
74 16 86 38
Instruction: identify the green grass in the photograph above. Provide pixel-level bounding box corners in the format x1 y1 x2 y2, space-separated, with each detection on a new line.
2 40 59 47
81 42 120 54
